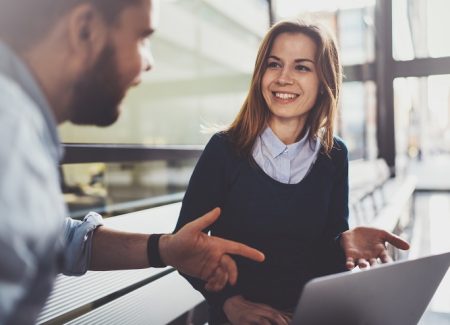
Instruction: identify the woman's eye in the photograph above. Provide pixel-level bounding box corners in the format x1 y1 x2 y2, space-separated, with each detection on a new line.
296 65 311 72
267 61 280 68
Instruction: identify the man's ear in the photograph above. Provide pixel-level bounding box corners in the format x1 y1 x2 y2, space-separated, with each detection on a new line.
66 3 109 66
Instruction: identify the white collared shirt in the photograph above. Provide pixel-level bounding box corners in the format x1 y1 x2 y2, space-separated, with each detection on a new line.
252 126 321 184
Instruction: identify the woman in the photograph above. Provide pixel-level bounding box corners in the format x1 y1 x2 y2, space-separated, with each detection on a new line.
175 20 409 325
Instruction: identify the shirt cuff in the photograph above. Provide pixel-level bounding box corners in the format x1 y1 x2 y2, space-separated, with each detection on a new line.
62 212 104 276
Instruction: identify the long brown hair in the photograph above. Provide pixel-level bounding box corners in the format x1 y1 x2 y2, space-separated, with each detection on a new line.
227 19 342 157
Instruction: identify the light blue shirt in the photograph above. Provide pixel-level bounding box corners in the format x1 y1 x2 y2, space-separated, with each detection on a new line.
252 126 321 184
0 41 103 325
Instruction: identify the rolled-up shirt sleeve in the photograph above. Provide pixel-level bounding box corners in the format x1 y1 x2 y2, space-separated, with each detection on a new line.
62 212 104 276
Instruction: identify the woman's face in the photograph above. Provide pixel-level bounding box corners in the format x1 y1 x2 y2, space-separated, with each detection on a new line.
261 32 320 130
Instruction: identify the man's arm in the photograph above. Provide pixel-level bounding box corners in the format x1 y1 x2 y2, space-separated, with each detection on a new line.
90 208 265 291
90 227 149 270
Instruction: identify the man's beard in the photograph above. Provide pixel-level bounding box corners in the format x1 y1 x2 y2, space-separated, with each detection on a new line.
69 43 126 127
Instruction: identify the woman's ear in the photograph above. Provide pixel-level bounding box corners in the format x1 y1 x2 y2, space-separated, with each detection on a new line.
319 85 325 95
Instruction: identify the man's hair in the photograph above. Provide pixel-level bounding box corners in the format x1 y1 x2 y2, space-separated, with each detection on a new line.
0 0 142 52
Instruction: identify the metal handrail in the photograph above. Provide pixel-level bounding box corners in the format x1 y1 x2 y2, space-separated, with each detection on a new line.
69 192 186 219
62 144 204 164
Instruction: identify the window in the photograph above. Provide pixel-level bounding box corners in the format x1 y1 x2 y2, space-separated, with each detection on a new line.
340 81 377 160
60 0 270 217
59 0 269 146
394 75 450 163
393 0 450 60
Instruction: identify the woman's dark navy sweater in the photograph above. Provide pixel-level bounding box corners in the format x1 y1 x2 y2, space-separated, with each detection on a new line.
175 132 349 324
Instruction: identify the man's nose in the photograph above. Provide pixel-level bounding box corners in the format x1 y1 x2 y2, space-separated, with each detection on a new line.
142 47 154 72
132 48 155 86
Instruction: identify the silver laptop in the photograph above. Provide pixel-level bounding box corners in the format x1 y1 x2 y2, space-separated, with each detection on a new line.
291 252 450 325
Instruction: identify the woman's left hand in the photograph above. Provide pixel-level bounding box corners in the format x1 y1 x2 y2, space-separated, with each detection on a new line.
340 227 410 270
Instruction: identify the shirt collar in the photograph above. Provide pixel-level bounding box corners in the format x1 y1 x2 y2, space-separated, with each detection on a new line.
260 126 310 160
0 41 63 163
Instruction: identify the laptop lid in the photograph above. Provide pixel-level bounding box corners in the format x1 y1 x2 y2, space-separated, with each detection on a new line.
291 252 450 325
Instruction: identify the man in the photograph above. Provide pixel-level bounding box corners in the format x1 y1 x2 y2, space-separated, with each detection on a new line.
0 1 265 324
0 0 409 324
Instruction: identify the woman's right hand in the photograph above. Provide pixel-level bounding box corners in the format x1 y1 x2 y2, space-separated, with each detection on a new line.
223 295 290 325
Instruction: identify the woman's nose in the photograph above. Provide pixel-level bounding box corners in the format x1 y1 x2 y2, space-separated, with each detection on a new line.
276 68 294 85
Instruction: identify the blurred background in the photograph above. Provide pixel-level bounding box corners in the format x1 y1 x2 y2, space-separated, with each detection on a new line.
59 0 450 216
53 0 450 323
